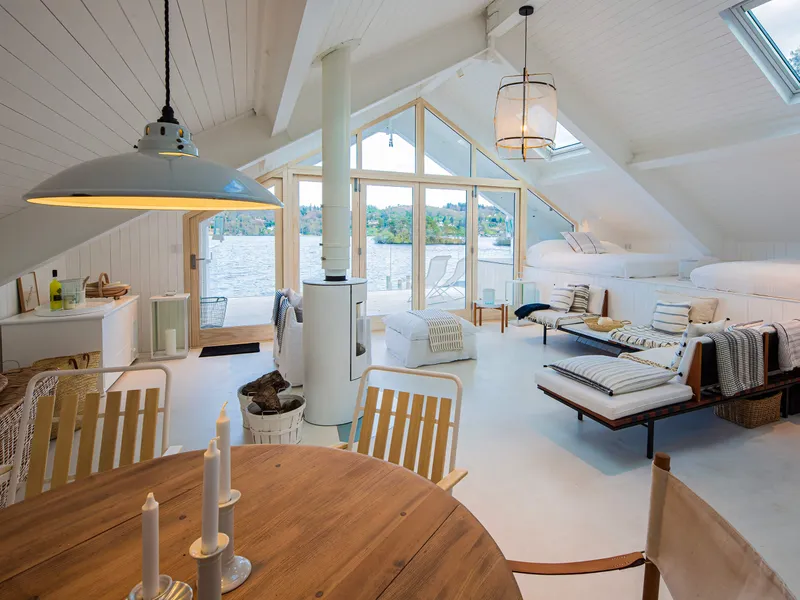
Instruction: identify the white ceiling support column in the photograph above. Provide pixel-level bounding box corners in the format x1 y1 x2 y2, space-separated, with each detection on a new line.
492 36 722 256
195 14 488 174
320 44 352 280
255 0 335 137
0 205 142 288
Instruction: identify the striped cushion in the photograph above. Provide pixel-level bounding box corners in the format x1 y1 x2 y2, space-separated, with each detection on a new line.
561 232 606 254
568 284 590 313
548 355 677 396
549 287 575 313
652 301 690 334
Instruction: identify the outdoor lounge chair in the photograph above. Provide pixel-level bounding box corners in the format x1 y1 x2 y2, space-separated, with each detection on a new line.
510 452 795 600
436 257 466 299
422 255 450 303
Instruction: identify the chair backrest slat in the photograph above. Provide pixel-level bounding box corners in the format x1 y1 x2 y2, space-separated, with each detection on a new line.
75 393 101 480
140 389 160 462
357 387 380 455
119 390 141 467
387 392 410 465
98 391 122 472
50 393 80 490
416 396 439 479
26 395 55 499
430 397 452 484
372 389 395 460
402 394 425 471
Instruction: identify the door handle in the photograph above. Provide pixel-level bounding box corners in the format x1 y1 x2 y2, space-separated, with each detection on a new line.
190 254 209 270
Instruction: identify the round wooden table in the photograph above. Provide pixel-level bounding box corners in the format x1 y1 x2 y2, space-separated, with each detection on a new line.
0 445 522 599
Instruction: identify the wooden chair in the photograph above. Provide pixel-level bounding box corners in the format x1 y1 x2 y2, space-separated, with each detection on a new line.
510 453 795 600
333 365 467 492
6 364 180 505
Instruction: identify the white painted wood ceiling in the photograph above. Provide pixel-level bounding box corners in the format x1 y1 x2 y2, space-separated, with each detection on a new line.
318 0 490 61
0 0 260 217
526 0 799 151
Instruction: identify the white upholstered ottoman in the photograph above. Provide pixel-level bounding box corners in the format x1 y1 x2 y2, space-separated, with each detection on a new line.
383 312 478 368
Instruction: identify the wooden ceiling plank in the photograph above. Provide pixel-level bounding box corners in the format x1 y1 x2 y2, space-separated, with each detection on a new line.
174 0 226 126
0 124 81 167
0 0 145 137
227 0 248 115
0 141 64 175
116 0 205 133
0 157 50 183
42 0 160 123
0 103 99 162
204 0 237 121
0 79 119 157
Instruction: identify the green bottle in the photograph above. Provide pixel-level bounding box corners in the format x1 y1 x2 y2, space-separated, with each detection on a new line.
49 269 62 311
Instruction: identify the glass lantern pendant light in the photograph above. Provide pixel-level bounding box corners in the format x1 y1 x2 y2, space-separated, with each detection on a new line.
494 4 557 162
24 0 281 211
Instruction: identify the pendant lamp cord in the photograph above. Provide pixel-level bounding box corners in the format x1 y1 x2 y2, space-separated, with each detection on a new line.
159 0 178 124
523 10 528 73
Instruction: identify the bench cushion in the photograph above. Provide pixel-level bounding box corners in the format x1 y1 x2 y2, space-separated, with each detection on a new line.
527 309 585 328
536 370 693 420
383 311 477 341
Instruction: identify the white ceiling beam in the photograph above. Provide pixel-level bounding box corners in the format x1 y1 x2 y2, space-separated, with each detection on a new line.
630 116 800 171
254 0 334 137
492 38 722 256
196 13 488 173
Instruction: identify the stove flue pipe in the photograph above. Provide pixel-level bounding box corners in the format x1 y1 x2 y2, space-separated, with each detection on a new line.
320 44 352 281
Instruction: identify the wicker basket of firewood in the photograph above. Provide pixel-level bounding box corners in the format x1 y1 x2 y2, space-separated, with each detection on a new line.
85 272 130 300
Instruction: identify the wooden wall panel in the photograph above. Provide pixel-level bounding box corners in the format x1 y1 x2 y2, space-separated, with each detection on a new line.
0 213 184 355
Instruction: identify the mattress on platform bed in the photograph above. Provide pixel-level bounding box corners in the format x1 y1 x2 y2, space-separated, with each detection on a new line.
690 260 800 301
536 369 692 420
384 327 477 368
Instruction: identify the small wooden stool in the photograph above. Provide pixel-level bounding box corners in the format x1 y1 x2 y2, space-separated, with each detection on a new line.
472 301 508 333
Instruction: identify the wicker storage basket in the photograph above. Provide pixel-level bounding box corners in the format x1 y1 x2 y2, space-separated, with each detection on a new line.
714 391 782 429
32 352 100 439
246 394 305 444
85 272 130 300
583 316 631 333
0 367 58 508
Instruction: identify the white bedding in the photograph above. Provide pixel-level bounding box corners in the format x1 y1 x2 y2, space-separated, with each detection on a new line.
690 260 800 301
526 240 679 279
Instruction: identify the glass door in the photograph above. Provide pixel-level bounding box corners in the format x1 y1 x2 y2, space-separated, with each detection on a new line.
422 185 470 311
359 181 417 316
187 180 282 347
475 187 516 305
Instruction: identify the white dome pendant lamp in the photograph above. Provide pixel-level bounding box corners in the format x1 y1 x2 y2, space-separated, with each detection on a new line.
494 4 557 162
24 0 282 211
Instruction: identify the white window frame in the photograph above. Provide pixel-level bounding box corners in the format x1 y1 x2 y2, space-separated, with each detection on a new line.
722 0 800 105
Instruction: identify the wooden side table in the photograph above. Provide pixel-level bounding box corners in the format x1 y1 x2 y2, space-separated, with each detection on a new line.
472 301 508 333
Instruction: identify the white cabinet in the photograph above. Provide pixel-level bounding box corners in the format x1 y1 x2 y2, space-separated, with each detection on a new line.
0 296 139 391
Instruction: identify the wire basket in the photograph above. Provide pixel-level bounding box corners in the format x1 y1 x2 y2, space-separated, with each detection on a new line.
200 296 228 329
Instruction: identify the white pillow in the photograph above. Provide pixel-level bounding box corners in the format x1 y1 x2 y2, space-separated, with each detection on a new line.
549 287 575 312
588 286 606 315
652 301 690 333
669 319 728 369
561 232 607 254
656 292 718 324
600 241 627 254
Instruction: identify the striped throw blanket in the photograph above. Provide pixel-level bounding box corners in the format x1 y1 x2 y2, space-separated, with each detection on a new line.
774 320 800 372
610 325 683 349
409 309 464 352
706 330 763 397
548 355 677 396
275 296 291 351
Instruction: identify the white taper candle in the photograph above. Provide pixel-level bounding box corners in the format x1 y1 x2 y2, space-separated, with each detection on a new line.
141 492 159 600
201 438 220 554
216 403 231 503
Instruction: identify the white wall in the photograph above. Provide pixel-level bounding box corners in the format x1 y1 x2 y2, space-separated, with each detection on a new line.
0 212 184 356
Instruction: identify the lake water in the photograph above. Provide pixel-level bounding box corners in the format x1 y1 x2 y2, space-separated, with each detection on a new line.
206 235 512 298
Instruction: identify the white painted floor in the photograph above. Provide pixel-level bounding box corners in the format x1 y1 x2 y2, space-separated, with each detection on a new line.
115 324 800 599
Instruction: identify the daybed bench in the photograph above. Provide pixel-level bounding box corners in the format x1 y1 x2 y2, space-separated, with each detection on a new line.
527 286 608 345
536 330 800 458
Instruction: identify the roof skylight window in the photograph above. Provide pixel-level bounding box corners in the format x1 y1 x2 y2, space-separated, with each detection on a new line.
550 123 582 153
723 0 800 104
